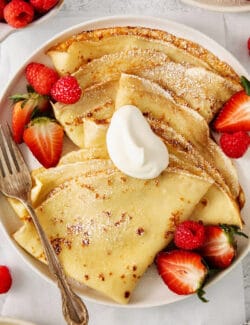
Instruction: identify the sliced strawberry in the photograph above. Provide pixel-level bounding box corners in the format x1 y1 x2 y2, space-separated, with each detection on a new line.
200 225 237 269
11 92 50 144
23 117 64 168
213 91 250 133
156 250 208 301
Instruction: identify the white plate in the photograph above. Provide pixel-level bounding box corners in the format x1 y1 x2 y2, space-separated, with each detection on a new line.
0 15 249 308
181 0 250 12
0 317 35 325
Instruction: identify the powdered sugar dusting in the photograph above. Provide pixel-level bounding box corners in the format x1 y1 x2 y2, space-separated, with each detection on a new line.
120 73 205 124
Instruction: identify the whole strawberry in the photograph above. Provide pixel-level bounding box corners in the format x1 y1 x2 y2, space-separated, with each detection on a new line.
220 131 250 159
248 37 250 55
4 0 34 28
51 76 82 104
0 0 7 21
25 62 59 95
30 0 59 13
0 265 12 294
174 220 206 250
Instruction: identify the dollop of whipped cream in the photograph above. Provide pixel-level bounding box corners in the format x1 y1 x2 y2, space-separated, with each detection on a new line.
106 105 169 179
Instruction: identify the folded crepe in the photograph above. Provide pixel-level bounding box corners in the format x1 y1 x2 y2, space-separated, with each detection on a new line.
53 73 241 199
51 47 241 123
116 74 240 198
13 155 212 304
48 26 242 122
47 26 240 83
71 49 241 122
53 80 117 149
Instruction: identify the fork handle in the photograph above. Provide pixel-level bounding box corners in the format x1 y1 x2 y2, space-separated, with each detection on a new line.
23 201 89 325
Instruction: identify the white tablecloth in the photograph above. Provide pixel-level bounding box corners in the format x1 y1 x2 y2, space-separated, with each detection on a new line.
0 2 250 324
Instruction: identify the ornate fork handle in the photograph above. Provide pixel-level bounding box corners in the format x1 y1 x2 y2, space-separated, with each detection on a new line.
24 201 89 325
0 124 88 324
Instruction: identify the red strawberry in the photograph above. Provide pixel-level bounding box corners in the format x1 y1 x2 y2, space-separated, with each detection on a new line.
248 37 250 55
0 0 7 21
11 92 50 144
3 0 34 28
214 90 250 133
200 225 238 269
23 117 64 168
0 265 12 294
51 76 82 104
156 250 208 301
219 131 250 159
30 0 59 13
25 62 59 96
174 220 205 250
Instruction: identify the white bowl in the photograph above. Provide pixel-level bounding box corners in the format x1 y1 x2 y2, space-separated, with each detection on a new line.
181 0 250 12
0 0 64 42
0 15 249 308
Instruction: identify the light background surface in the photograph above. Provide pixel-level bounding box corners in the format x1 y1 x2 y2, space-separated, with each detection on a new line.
0 1 250 324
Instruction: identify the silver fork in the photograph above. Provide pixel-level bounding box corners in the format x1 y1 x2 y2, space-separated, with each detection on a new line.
0 124 89 325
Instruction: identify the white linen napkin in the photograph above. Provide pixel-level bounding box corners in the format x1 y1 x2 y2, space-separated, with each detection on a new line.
0 10 249 325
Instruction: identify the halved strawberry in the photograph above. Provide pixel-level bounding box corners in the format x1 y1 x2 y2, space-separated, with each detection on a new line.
156 250 208 301
213 77 250 133
200 225 240 269
11 92 50 144
23 117 64 168
213 91 250 132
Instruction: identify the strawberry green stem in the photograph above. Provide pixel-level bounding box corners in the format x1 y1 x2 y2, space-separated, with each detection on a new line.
197 288 208 303
241 76 250 96
220 224 248 239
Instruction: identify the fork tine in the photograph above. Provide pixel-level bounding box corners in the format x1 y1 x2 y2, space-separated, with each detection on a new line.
5 124 21 172
0 150 5 177
0 124 25 177
0 124 13 176
6 123 30 176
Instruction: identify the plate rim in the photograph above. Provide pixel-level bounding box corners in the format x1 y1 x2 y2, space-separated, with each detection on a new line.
181 0 250 12
0 14 250 309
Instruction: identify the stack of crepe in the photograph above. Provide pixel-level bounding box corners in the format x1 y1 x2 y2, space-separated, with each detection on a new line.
11 26 244 304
